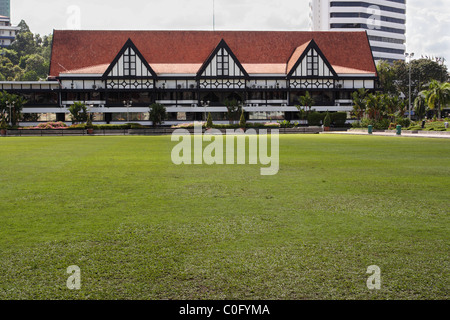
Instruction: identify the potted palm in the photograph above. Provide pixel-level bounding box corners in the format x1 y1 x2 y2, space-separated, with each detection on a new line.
85 114 94 135
1 116 7 136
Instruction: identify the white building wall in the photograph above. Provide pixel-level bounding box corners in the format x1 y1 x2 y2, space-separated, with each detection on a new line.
201 48 244 78
0 16 19 47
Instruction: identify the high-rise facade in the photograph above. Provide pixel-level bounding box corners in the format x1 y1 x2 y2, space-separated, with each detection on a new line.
0 0 10 18
0 1 19 48
310 0 406 63
0 15 19 47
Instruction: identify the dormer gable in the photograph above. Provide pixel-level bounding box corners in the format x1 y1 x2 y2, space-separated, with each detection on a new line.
197 39 249 78
287 39 337 78
102 38 157 79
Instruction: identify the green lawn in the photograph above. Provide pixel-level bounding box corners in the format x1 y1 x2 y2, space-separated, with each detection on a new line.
0 134 448 300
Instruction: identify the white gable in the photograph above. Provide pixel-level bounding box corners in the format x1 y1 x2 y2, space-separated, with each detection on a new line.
201 47 245 77
107 47 154 78
291 48 334 78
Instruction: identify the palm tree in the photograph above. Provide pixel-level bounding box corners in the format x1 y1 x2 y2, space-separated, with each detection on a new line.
297 91 315 114
365 93 384 121
149 103 167 127
351 88 368 120
420 80 450 119
414 93 427 121
68 101 87 124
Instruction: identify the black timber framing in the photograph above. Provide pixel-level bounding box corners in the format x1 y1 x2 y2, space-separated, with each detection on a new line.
287 39 338 79
197 39 249 79
102 38 157 80
5 35 380 112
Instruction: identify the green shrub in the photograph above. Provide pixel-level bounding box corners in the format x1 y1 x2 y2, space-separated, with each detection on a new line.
94 124 131 130
422 121 448 131
211 124 240 129
351 121 362 128
396 117 411 128
246 122 266 128
85 115 93 129
360 118 374 128
331 112 347 127
68 102 88 123
206 113 213 129
307 112 325 126
68 124 87 130
356 118 390 130
374 118 390 130
129 123 147 129
278 120 292 128
323 112 331 127
149 103 166 127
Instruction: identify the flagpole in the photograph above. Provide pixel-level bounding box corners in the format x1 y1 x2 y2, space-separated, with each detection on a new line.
213 0 215 31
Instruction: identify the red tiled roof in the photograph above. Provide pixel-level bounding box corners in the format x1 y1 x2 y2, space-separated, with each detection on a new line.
151 63 202 74
286 41 311 74
242 64 287 74
333 65 375 74
50 30 377 77
61 63 109 74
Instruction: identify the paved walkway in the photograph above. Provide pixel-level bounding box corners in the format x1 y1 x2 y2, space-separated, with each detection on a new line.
321 131 450 139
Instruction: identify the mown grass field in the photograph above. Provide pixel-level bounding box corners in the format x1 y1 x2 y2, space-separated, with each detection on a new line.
0 134 448 300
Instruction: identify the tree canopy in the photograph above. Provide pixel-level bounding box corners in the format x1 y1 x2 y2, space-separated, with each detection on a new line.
377 58 448 103
0 20 52 81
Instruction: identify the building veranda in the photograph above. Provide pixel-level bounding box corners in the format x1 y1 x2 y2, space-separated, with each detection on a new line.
0 30 379 125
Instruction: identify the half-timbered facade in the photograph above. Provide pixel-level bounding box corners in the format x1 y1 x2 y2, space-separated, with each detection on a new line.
1 30 378 125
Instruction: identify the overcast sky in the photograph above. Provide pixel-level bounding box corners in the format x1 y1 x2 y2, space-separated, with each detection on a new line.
11 0 450 67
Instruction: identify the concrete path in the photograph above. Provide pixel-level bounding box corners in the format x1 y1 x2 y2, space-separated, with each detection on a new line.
321 131 450 139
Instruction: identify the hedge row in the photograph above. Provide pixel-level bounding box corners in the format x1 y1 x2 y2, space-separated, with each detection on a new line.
307 112 347 126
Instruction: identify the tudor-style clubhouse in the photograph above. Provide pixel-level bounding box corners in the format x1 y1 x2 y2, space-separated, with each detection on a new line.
1 30 378 125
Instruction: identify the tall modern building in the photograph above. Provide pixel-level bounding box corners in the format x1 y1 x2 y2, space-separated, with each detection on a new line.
310 0 406 63
0 1 18 48
0 15 19 47
0 0 10 18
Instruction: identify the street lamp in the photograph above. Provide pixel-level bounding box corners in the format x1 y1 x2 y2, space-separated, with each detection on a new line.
123 100 132 122
7 100 15 127
200 100 210 122
405 52 414 120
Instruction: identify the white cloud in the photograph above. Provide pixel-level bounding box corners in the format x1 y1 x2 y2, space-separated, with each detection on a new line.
407 0 450 64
